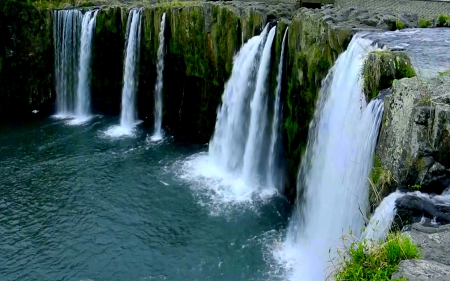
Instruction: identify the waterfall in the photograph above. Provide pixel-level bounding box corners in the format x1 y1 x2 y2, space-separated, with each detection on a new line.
181 24 278 204
120 8 142 130
278 35 384 280
105 9 142 137
209 24 270 174
363 191 404 242
74 10 98 120
150 13 167 142
267 27 288 189
54 9 82 117
242 26 277 183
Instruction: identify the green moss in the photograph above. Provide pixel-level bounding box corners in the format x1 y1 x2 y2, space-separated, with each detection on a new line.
363 51 415 102
0 0 54 117
395 19 405 30
439 69 450 76
438 14 450 27
334 233 421 281
418 18 432 28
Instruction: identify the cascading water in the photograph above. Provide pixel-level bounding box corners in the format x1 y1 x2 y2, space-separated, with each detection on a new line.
242 26 277 183
363 191 404 242
54 9 82 117
74 10 98 121
181 24 280 207
106 9 142 137
276 35 384 280
208 24 269 174
150 13 167 142
267 27 288 189
363 187 450 242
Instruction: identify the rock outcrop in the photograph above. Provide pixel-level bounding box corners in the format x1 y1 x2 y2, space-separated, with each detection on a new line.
391 223 450 281
376 73 450 200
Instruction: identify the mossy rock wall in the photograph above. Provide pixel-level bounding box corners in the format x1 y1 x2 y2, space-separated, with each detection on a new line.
0 0 54 121
362 50 416 102
283 8 352 201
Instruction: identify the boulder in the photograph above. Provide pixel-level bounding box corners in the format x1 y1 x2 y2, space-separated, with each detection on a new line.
392 223 450 280
376 73 450 197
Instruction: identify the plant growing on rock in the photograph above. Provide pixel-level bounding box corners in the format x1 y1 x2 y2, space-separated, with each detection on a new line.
395 19 404 30
438 14 450 27
418 18 432 28
331 232 421 281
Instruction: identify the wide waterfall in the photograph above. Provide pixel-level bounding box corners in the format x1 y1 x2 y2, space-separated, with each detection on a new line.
150 13 167 142
74 10 98 121
267 27 288 189
53 9 82 116
277 35 384 280
107 8 142 137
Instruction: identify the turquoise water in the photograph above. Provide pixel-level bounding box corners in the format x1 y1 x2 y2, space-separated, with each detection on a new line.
0 116 291 281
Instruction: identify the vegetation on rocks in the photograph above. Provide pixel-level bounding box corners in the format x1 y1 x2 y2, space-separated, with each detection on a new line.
369 156 394 212
362 50 416 102
0 0 54 120
333 233 421 281
418 18 432 28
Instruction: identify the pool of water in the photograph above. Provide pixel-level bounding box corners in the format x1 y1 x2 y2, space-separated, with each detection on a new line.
0 116 291 281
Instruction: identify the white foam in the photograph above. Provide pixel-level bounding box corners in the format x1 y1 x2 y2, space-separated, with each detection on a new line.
178 152 277 215
103 125 135 138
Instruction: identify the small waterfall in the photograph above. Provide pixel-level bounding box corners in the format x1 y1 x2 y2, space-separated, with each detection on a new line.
242 26 276 183
105 8 142 137
54 9 82 116
209 24 270 174
150 13 167 141
74 10 98 120
267 27 288 189
363 191 404 242
278 35 384 280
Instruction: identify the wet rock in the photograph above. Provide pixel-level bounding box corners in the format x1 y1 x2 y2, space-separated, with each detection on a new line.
395 195 450 227
376 73 450 196
391 259 450 281
361 17 379 26
407 224 450 265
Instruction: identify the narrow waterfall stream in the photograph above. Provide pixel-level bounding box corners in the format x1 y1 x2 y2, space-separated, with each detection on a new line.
267 27 288 189
106 8 142 137
53 9 82 116
275 35 385 280
150 13 167 142
73 10 98 123
242 26 276 183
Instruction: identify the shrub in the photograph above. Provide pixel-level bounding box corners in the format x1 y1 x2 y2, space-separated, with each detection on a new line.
438 14 449 27
418 18 432 28
395 20 404 30
333 233 421 281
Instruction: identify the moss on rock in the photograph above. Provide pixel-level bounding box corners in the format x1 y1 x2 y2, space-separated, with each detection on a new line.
0 0 54 120
363 50 416 102
283 9 352 201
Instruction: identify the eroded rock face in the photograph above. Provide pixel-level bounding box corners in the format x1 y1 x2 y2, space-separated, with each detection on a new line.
376 73 450 196
392 223 450 281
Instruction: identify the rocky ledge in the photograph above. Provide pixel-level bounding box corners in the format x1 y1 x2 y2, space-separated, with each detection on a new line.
392 223 450 281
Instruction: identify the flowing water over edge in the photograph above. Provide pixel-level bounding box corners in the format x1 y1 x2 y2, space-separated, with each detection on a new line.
274 35 385 281
106 9 142 137
73 10 98 123
150 13 166 142
267 27 288 189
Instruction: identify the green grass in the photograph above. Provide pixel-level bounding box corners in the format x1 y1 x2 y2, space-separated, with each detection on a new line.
418 18 432 28
438 14 450 27
333 233 421 281
395 20 404 30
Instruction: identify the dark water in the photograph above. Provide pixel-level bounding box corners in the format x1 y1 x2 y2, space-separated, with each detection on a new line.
0 116 290 281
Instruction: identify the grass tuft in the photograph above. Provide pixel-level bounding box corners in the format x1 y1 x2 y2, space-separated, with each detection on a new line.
332 233 421 281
